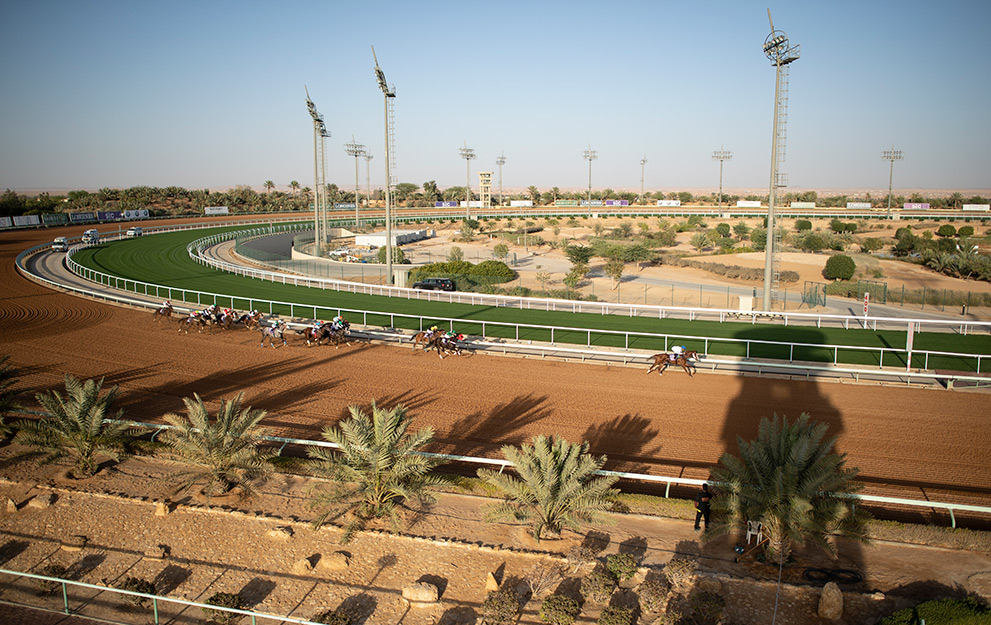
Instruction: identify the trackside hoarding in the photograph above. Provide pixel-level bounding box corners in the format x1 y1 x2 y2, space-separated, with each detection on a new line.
333 203 356 209
123 209 149 219
790 202 816 209
604 200 629 206
736 200 762 208
580 200 604 207
42 213 70 225
13 215 41 226
962 204 990 212
204 206 230 215
904 203 930 210
846 202 872 209
554 200 579 207
0 217 12 228
510 200 533 207
434 201 458 208
70 212 96 222
98 210 123 221
656 200 681 207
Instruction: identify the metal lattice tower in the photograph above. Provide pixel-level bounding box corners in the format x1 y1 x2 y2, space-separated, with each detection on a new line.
305 87 330 254
479 171 492 211
373 46 397 284
882 146 903 217
459 143 475 218
363 151 373 207
583 146 598 213
762 10 800 311
495 153 506 207
712 147 732 208
344 137 366 226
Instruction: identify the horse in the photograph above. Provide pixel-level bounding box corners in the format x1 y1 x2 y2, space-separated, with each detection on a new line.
411 330 442 351
177 313 209 335
259 322 288 348
430 333 465 360
239 311 262 330
151 303 173 323
646 350 699 377
307 323 352 348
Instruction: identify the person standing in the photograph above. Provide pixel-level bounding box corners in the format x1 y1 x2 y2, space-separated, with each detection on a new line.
694 483 713 531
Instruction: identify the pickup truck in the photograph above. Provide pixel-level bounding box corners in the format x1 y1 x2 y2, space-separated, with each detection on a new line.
412 277 455 291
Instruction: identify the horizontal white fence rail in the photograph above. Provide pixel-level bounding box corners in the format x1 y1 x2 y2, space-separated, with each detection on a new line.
0 568 326 625
192 227 991 335
127 421 991 529
59 240 990 376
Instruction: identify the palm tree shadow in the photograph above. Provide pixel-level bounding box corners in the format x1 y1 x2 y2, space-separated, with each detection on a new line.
432 393 552 457
583 413 662 473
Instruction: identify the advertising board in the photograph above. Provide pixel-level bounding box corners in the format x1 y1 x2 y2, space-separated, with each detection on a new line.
604 200 629 206
736 200 762 208
204 206 230 215
42 213 70 225
846 202 872 209
656 200 681 207
790 202 816 209
98 210 123 221
70 212 96 222
12 215 41 227
554 200 579 207
435 201 458 208
962 204 990 212
333 203 357 209
509 200 533 207
580 200 604 207
123 209 149 219
458 201 482 208
903 203 930 210
0 217 12 228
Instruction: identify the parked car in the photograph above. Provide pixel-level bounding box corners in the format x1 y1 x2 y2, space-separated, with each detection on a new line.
412 277 455 291
51 237 68 252
126 227 143 237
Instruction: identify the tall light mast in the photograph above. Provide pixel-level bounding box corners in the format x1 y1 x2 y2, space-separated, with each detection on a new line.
344 137 366 227
583 146 598 214
495 153 507 207
305 87 330 254
459 143 476 219
639 155 647 205
373 46 397 284
881 146 903 217
712 147 733 208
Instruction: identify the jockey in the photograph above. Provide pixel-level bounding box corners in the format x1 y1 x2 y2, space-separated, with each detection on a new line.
331 315 347 331
311 320 324 336
162 300 171 309
671 344 686 360
442 330 457 346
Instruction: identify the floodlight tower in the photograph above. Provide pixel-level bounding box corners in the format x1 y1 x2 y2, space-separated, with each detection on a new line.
364 151 373 206
639 155 647 205
344 137 366 226
761 9 800 311
583 146 598 213
495 153 507 207
882 145 903 217
459 143 476 218
712 147 733 208
373 46 397 284
305 87 330 254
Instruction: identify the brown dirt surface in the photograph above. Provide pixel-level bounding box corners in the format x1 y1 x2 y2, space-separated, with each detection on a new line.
2 219 991 622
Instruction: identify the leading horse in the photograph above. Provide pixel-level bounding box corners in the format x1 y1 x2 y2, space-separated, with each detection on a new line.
646 350 699 376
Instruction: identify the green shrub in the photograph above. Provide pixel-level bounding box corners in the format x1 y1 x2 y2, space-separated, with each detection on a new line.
480 587 521 625
597 606 634 625
936 224 957 238
894 226 913 240
203 592 247 624
116 577 156 607
877 597 990 624
605 553 638 581
539 594 580 625
958 225 975 237
795 219 812 231
823 254 856 280
580 570 617 604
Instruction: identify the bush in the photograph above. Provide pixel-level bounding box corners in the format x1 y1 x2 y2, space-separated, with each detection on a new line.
313 610 351 625
597 606 634 625
37 564 67 594
637 574 671 613
877 597 990 624
605 553 638 581
480 587 521 625
539 594 581 625
799 232 828 252
958 225 975 237
375 246 407 264
823 254 856 280
795 219 812 231
936 224 957 238
116 577 156 608
894 226 913 240
860 237 884 254
663 558 697 592
580 570 617 604
203 592 247 624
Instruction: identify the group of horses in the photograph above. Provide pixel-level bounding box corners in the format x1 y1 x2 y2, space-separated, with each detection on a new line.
410 330 467 359
151 303 352 349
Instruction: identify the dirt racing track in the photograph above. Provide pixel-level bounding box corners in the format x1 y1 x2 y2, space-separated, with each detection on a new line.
4 221 991 527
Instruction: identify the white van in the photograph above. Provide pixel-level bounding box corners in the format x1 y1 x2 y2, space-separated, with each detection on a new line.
126 227 143 237
81 229 99 244
51 237 68 252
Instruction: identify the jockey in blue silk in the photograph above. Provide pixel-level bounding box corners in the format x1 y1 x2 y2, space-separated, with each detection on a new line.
671 344 685 360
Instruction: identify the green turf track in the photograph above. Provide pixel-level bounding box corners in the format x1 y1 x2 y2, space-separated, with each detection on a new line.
71 225 991 373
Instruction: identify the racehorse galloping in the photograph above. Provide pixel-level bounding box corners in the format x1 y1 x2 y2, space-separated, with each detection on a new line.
259 321 288 348
646 349 699 377
431 333 465 360
152 303 173 323
239 311 262 330
177 313 209 335
411 329 442 351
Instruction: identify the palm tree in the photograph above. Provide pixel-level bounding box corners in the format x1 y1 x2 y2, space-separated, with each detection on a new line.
708 413 869 565
477 435 619 541
289 180 300 198
160 393 274 499
0 355 21 439
14 376 136 477
263 180 275 195
308 402 451 543
527 185 540 206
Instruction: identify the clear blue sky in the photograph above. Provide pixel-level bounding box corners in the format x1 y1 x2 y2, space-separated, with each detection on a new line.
1 0 988 194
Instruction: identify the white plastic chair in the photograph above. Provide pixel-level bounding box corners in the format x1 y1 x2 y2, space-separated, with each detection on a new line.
746 520 763 545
